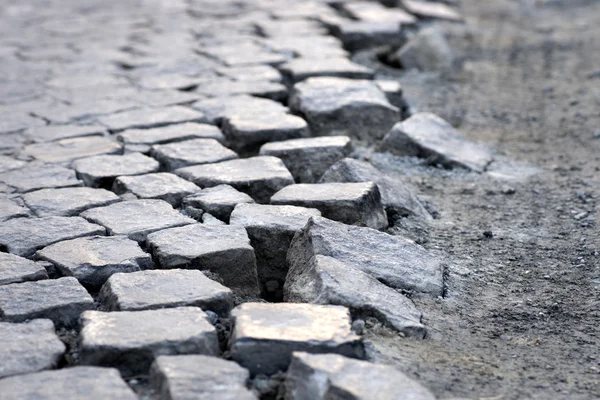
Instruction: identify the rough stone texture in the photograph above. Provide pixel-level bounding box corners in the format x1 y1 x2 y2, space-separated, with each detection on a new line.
182 185 254 223
342 1 417 25
147 224 259 296
0 197 30 221
0 277 94 328
23 187 120 217
151 355 257 400
97 106 207 133
271 182 388 230
79 307 219 376
112 173 200 206
380 113 493 172
259 136 352 183
320 158 431 220
219 64 281 83
289 77 400 142
196 79 288 102
192 95 287 125
401 0 462 21
0 252 48 286
151 138 238 170
287 217 445 296
0 155 26 173
0 216 105 257
0 319 65 379
81 200 195 242
73 152 160 188
0 366 138 400
25 124 107 143
279 58 374 84
230 302 363 375
263 35 348 59
99 269 233 316
0 162 82 193
328 18 403 51
118 123 225 154
199 42 287 67
390 27 454 72
36 236 152 290
23 136 122 164
285 352 436 400
175 156 294 204
230 203 321 299
285 255 425 338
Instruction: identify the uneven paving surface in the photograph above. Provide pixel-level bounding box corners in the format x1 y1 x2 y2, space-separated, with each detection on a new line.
0 0 599 399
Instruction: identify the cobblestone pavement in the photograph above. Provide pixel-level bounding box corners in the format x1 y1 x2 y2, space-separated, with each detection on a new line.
1 0 599 399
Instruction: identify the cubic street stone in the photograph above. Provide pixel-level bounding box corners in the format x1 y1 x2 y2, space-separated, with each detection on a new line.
263 35 348 59
151 355 257 400
23 136 122 164
151 138 238 170
0 277 94 328
0 367 138 400
81 200 195 242
118 123 225 154
279 58 374 84
147 224 259 296
271 182 388 230
25 124 106 143
288 217 445 296
0 197 29 221
380 112 493 172
0 162 82 193
259 136 352 183
285 352 436 400
329 19 404 51
0 252 48 286
0 216 105 257
230 302 363 375
175 156 294 204
192 95 287 125
320 158 431 220
36 236 152 290
23 187 120 217
99 269 233 316
230 204 321 299
342 1 417 25
289 77 399 142
285 255 425 338
182 184 254 223
0 319 65 378
97 106 206 133
73 152 160 188
112 173 200 206
218 64 282 82
196 79 288 102
79 307 219 376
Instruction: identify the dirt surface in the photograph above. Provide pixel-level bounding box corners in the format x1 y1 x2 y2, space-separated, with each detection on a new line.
358 1 600 399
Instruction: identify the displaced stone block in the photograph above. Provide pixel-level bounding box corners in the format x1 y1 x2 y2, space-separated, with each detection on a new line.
175 156 294 204
99 269 233 316
0 162 82 193
182 185 254 223
271 182 387 230
230 302 363 375
112 173 200 207
292 217 444 295
23 187 120 217
0 319 65 378
72 152 160 188
23 136 122 164
97 106 207 133
151 138 238 171
79 307 219 376
259 136 352 183
81 200 195 242
150 355 257 400
36 236 152 290
147 224 259 296
279 58 374 84
0 252 48 286
285 352 436 400
0 277 94 328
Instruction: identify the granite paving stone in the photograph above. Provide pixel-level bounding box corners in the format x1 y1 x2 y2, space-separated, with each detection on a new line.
25 124 107 143
0 277 94 328
22 136 122 164
195 79 288 102
118 123 225 154
36 236 152 290
262 36 348 60
0 197 30 221
146 224 259 296
22 187 120 217
0 319 65 379
279 58 374 84
112 173 200 206
0 252 48 286
342 1 417 25
79 307 219 376
99 269 233 315
0 155 26 173
97 106 207 133
191 95 287 125
0 162 83 193
218 64 282 82
81 199 195 242
72 152 160 188
327 18 404 51
230 302 363 375
401 0 463 21
182 184 254 223
151 139 238 171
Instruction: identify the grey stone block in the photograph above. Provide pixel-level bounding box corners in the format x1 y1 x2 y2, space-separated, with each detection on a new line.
192 95 287 125
343 1 417 25
0 277 94 328
0 197 30 221
25 124 106 143
218 64 281 82
0 155 26 173
0 319 65 378
73 152 160 188
81 200 195 242
279 58 374 84
151 138 238 171
112 173 200 207
182 185 254 223
97 106 207 133
175 156 294 204
23 187 120 217
0 162 82 193
79 307 219 376
36 236 152 290
285 352 436 400
0 252 48 286
0 366 138 400
271 182 388 230
401 0 462 21
147 224 259 296
259 136 352 183
99 269 233 316
196 79 288 103
23 136 122 164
